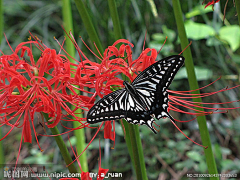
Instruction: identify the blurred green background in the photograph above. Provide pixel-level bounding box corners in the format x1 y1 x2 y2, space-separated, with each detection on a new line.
1 0 240 179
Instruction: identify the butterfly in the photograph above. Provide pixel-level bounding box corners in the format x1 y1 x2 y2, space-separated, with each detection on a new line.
87 55 185 133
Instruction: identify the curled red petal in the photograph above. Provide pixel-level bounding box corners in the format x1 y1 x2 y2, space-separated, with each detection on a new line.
81 172 93 180
97 167 109 180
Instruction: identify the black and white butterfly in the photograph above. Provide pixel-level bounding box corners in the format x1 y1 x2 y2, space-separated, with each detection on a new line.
87 55 185 133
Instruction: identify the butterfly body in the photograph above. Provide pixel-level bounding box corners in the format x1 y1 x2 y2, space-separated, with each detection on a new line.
123 81 149 111
87 55 185 133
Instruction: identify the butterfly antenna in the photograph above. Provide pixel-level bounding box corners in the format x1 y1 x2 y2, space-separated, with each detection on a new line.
178 41 192 55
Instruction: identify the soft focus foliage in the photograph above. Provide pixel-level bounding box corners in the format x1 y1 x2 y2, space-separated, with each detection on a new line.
1 0 240 179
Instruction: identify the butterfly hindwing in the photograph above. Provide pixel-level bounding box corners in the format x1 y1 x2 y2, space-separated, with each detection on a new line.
87 55 185 133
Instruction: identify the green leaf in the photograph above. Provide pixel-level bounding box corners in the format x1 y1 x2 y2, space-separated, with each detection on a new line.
214 144 222 160
175 130 190 140
175 66 213 80
219 25 240 51
184 20 215 40
162 25 176 42
186 5 214 18
221 159 234 170
175 159 195 169
232 55 240 64
152 25 176 42
221 147 231 155
167 140 176 148
152 33 166 41
206 37 222 46
199 160 207 173
187 151 202 162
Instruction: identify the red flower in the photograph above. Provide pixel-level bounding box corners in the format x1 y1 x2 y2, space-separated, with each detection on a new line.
203 0 220 9
81 172 92 180
104 121 115 141
0 38 93 165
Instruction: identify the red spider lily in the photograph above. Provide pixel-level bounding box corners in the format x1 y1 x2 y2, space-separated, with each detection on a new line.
0 38 93 165
203 0 220 9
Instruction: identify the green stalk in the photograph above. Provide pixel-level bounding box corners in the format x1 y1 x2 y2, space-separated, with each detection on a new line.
108 1 148 179
235 0 240 26
172 0 219 179
132 125 148 179
62 0 88 173
62 0 75 62
108 0 122 39
43 113 78 174
128 125 146 180
73 0 104 58
0 0 2 42
121 120 134 167
0 0 4 168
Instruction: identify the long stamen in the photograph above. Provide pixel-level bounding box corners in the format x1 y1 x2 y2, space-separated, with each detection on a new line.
157 36 168 54
178 41 192 55
169 119 208 149
168 76 222 94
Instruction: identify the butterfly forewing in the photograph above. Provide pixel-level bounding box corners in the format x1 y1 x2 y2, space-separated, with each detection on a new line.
87 89 126 123
133 55 185 119
87 55 185 133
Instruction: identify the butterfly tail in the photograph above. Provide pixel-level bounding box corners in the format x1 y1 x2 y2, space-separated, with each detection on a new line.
146 121 157 134
165 111 176 123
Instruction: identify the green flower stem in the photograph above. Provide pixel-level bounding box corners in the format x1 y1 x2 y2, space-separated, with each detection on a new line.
133 125 148 180
62 0 88 173
235 0 240 26
107 0 122 39
62 0 75 63
108 1 148 179
74 0 104 58
120 120 135 168
73 111 88 172
128 124 147 180
172 0 219 179
43 113 78 174
107 0 134 168
0 0 4 168
0 0 3 42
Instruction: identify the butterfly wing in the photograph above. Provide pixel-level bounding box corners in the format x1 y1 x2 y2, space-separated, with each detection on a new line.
124 55 185 132
87 55 185 133
87 88 148 123
87 89 126 123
